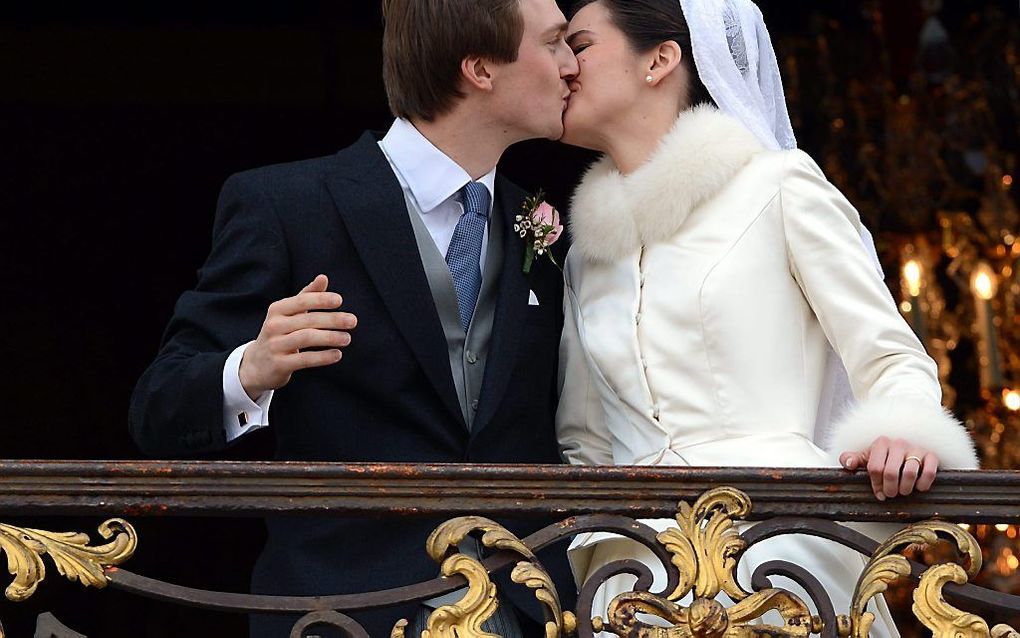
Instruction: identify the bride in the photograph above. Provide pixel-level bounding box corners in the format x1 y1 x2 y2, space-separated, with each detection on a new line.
554 0 980 634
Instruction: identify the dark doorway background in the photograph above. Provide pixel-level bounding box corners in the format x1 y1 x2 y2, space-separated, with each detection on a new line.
0 1 1009 635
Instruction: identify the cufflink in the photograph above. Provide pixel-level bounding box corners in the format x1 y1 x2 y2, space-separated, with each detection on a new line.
237 412 249 427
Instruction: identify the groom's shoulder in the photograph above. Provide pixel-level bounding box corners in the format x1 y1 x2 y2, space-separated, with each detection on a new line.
226 131 382 196
495 173 529 203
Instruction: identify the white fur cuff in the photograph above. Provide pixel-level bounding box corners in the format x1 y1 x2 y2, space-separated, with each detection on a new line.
827 396 979 469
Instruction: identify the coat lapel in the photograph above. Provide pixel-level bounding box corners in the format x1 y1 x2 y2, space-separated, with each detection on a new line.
325 133 466 429
472 177 530 436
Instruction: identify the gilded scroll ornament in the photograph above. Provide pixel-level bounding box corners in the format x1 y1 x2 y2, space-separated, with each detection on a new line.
392 619 409 638
602 587 815 638
846 555 911 638
655 486 752 603
414 495 1016 638
511 560 577 638
912 562 1020 638
397 516 572 638
914 563 993 637
421 553 501 638
425 516 534 563
597 488 816 637
847 520 983 638
0 518 136 601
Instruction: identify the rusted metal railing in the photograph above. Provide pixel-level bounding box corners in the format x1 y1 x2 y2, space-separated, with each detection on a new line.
1 462 1018 637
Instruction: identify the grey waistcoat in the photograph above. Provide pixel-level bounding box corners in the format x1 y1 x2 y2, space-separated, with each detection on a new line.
401 193 513 618
403 194 504 431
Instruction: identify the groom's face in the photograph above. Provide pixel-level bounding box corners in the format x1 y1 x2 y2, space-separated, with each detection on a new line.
488 0 578 141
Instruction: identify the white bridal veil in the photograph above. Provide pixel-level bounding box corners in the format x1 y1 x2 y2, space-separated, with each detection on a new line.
679 0 796 151
678 0 887 448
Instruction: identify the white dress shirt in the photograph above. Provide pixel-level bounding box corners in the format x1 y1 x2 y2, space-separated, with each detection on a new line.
222 118 497 441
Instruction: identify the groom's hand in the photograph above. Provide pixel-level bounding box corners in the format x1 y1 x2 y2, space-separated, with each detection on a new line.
238 275 357 400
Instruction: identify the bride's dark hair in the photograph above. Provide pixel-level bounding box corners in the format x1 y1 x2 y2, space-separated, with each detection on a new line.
570 0 716 108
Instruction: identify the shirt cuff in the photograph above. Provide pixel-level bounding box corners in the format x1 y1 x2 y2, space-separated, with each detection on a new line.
223 341 274 442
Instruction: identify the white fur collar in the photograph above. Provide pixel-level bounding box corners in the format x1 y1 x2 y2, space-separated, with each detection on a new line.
569 104 766 263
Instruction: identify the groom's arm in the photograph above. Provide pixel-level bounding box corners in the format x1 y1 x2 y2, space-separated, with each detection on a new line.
221 342 275 442
129 172 294 457
218 270 356 443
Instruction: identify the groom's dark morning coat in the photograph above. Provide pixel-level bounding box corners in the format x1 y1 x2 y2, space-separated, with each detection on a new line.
129 133 573 637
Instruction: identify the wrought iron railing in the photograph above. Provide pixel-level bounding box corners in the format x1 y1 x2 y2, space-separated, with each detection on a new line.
1 462 1019 637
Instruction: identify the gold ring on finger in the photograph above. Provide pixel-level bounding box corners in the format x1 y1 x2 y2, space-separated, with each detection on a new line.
905 455 923 465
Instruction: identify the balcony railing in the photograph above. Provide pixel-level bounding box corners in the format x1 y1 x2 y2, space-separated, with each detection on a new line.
1 461 1019 637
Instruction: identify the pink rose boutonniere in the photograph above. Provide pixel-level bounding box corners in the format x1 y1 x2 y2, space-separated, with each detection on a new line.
515 191 564 274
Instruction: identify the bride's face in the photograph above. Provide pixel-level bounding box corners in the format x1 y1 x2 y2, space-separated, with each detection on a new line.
562 2 647 150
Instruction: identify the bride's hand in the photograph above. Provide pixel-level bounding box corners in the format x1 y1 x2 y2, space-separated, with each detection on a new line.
839 437 939 501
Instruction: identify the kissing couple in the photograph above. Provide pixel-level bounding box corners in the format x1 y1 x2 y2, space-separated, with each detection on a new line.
131 0 978 636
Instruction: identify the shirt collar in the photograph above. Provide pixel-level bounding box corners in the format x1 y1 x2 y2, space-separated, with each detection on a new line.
379 118 496 214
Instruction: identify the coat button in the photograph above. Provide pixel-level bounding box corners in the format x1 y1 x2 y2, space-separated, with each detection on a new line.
466 351 478 365
471 399 480 411
635 313 642 325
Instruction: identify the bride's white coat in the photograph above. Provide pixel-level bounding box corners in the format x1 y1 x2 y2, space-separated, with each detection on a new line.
557 105 978 635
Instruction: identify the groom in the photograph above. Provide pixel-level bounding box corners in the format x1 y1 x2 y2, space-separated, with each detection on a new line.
129 0 579 635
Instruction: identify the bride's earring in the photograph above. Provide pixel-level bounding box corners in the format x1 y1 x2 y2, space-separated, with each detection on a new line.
645 75 654 83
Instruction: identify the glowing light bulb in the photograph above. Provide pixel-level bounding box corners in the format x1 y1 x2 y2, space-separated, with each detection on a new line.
904 260 922 297
995 523 1010 532
1004 390 1020 412
972 265 998 300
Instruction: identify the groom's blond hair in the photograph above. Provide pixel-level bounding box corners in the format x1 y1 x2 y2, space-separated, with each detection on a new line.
382 0 524 122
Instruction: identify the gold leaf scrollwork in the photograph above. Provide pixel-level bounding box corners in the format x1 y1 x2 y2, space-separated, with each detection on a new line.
0 518 137 602
655 486 752 602
911 561 1020 638
604 590 689 634
397 517 571 638
913 563 992 637
847 555 911 638
848 520 988 638
863 521 982 583
603 588 814 638
425 516 535 563
391 619 408 638
598 488 815 637
725 588 815 634
421 554 501 638
511 560 577 638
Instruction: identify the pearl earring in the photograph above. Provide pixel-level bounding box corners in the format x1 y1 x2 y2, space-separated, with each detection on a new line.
645 75 654 83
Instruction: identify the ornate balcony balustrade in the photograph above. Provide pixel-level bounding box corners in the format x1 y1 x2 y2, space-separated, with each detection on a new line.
0 461 1019 637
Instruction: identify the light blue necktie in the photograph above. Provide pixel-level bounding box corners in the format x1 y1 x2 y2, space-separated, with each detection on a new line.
446 182 490 332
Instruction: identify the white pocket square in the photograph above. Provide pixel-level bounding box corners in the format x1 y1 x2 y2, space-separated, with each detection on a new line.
528 290 540 306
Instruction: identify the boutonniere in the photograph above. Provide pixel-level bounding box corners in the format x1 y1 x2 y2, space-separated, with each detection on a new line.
515 190 563 275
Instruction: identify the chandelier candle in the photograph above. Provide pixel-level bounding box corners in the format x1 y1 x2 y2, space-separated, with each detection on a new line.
972 262 1004 390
